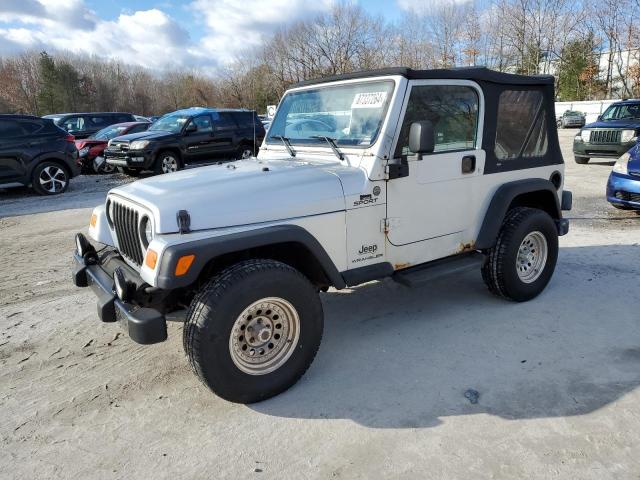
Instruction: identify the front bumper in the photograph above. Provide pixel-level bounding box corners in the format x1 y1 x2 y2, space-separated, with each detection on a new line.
72 237 167 344
573 140 635 158
105 149 152 169
607 171 640 209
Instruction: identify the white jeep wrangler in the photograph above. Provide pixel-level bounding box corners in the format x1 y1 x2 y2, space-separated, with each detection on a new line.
73 67 572 403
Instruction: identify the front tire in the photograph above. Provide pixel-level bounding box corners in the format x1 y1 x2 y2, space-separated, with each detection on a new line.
31 161 69 195
183 259 323 403
574 156 589 164
482 207 559 302
154 151 181 174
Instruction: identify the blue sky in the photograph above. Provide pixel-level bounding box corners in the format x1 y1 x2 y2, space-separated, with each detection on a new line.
0 0 419 72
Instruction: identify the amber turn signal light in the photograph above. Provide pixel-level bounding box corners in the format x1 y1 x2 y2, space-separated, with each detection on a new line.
90 214 97 227
175 254 195 276
145 249 158 269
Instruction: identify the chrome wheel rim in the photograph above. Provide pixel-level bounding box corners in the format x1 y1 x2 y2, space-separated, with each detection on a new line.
229 297 300 375
39 166 67 193
161 156 178 173
241 149 252 159
516 231 548 283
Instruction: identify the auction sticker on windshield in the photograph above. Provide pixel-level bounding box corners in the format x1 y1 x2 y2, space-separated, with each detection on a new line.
352 92 388 109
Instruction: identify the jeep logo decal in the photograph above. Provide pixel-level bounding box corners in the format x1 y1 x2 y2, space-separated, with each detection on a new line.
358 244 378 255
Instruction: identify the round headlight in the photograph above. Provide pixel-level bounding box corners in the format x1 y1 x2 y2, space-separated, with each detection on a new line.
613 151 630 175
140 216 153 248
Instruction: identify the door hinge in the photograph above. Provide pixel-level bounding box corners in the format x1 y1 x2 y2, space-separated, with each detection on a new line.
381 217 400 233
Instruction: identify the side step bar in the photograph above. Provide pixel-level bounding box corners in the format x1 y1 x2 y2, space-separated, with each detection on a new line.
393 252 485 287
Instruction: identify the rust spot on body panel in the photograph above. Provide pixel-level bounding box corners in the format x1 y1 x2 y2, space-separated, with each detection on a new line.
394 263 411 270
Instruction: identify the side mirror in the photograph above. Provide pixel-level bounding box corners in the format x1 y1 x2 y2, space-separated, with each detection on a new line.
185 123 197 134
597 115 602 121
409 121 435 159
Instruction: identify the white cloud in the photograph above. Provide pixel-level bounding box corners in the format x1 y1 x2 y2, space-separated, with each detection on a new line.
0 3 203 70
190 0 333 63
0 0 335 71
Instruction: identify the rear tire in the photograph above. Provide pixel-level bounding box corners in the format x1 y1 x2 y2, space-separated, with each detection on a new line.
236 144 255 160
31 161 69 195
574 156 589 164
481 207 558 302
183 259 323 403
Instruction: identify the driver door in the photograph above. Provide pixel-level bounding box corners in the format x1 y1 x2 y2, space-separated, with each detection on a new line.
184 115 215 162
386 80 485 262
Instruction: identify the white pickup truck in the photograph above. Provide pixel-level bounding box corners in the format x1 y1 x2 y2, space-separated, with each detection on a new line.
73 67 572 403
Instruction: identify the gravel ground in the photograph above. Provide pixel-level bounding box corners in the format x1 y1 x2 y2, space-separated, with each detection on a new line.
1 130 639 479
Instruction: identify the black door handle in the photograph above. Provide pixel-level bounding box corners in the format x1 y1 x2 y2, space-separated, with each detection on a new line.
462 155 476 174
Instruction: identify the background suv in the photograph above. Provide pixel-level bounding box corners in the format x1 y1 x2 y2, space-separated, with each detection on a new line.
573 100 640 164
104 108 265 175
42 112 136 139
0 114 79 195
75 121 150 173
557 110 585 128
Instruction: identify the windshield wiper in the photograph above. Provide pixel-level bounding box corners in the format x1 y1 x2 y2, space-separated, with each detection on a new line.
271 135 296 157
312 135 344 161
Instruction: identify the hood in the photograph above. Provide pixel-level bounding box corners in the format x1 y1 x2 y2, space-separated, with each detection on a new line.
108 157 361 233
584 119 640 130
111 130 179 142
627 143 640 176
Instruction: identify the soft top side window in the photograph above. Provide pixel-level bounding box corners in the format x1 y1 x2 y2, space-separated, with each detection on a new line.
494 90 548 161
394 84 479 158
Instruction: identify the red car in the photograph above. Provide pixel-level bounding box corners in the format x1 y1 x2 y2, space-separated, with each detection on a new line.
75 121 150 173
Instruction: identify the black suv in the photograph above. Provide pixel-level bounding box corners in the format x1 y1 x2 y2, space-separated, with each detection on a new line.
0 114 80 195
42 112 136 140
104 108 265 175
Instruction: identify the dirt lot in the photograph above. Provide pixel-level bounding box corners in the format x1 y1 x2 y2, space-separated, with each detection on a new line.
1 130 639 479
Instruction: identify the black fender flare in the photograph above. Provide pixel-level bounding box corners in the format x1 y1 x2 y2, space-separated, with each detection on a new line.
475 179 561 250
155 224 346 290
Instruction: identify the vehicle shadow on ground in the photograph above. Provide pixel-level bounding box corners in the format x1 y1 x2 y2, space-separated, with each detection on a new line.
251 244 640 428
587 160 616 166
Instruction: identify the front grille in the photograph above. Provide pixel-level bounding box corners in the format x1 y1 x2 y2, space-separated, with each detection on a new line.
615 191 640 203
590 130 621 144
109 201 144 266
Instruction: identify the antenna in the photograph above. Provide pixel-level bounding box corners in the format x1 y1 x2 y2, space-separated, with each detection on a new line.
252 109 256 157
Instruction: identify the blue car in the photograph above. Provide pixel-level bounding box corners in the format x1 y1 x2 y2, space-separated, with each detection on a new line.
607 141 640 210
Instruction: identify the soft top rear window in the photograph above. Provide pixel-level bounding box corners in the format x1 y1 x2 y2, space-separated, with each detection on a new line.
495 90 548 161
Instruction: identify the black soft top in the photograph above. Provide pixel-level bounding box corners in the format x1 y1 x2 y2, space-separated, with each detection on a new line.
293 67 554 88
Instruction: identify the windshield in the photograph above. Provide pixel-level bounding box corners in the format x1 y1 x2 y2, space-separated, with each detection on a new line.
565 111 582 116
149 114 190 133
267 80 395 148
601 103 640 121
91 125 128 140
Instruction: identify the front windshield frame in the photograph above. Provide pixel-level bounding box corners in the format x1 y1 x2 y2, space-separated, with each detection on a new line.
601 103 640 121
266 79 396 149
149 114 191 133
